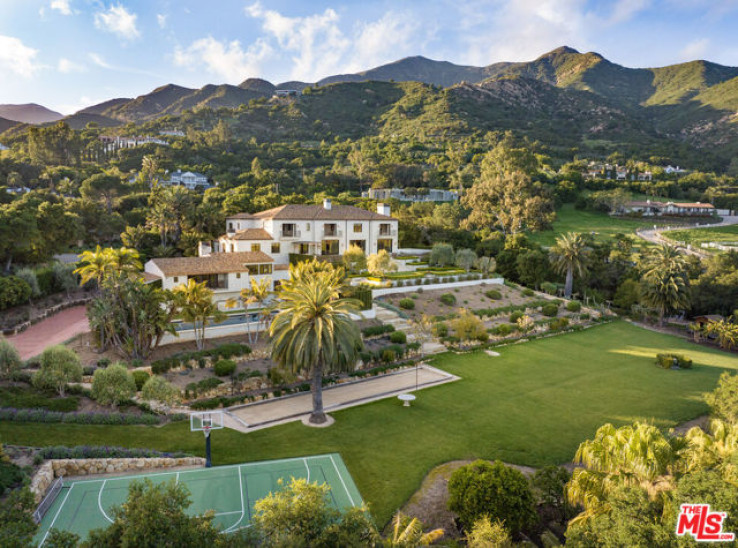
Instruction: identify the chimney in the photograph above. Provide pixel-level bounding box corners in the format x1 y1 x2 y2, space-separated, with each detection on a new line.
377 202 391 216
323 198 332 210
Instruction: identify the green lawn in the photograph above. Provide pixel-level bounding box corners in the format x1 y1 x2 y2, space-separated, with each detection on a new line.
529 203 667 247
2 322 736 526
665 224 738 248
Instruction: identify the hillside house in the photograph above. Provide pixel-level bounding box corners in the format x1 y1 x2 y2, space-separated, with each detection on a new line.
617 200 715 217
165 170 211 190
363 188 459 202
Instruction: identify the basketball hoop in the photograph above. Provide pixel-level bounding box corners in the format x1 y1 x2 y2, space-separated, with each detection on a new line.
190 411 224 468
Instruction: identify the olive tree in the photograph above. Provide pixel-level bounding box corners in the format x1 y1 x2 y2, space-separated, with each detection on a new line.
0 338 22 379
141 376 180 410
455 248 477 272
428 243 454 267
91 363 136 408
32 346 82 396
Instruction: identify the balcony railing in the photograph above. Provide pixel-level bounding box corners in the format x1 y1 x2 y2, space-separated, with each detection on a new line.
322 229 342 238
280 229 301 239
379 229 397 237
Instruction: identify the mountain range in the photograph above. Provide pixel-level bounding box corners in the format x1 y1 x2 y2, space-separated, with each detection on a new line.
3 46 738 160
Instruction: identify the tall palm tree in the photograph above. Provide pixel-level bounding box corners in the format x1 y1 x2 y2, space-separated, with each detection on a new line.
109 247 143 275
567 422 684 526
640 244 690 325
75 245 115 286
239 276 272 343
270 262 361 424
550 232 588 298
173 279 226 350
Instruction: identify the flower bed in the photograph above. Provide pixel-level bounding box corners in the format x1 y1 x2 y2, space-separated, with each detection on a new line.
39 445 191 459
0 407 186 425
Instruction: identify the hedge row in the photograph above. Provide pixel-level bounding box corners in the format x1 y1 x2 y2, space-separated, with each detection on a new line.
362 324 395 337
39 445 190 459
655 353 693 369
0 407 184 425
472 300 550 319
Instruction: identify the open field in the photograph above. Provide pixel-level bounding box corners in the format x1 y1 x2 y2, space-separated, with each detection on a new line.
3 322 737 526
664 224 738 248
529 203 679 247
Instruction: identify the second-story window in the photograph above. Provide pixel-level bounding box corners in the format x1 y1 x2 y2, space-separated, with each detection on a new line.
379 223 392 236
353 223 362 233
251 243 261 252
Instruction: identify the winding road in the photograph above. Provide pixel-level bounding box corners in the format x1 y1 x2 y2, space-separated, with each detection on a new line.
636 215 738 256
6 305 90 361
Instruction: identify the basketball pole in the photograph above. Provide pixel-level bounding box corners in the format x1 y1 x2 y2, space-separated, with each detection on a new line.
205 429 212 468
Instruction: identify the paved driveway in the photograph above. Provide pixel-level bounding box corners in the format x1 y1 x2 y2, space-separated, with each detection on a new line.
636 215 738 256
6 305 90 360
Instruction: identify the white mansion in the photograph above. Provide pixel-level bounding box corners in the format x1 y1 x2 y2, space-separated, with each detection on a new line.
144 200 398 306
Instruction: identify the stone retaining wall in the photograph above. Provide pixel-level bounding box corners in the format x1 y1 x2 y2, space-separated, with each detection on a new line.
1 298 92 336
30 456 205 503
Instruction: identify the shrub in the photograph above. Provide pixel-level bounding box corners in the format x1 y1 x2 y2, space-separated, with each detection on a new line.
32 346 83 397
434 322 449 337
214 359 237 377
540 282 557 295
91 364 136 407
141 376 180 407
0 276 32 310
389 330 407 344
0 338 22 379
39 445 189 460
493 324 513 336
0 408 163 425
132 370 150 391
485 290 502 300
448 460 536 534
450 309 487 342
580 312 591 320
542 303 559 317
655 353 693 369
429 243 455 267
398 298 415 310
549 317 570 330
522 288 535 297
509 311 523 323
566 300 582 312
440 293 456 306
15 267 40 298
381 349 396 363
362 324 395 337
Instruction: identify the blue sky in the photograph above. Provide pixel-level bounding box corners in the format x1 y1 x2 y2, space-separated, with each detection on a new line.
2 0 738 114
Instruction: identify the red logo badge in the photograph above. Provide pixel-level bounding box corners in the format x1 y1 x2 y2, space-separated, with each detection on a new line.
676 504 735 542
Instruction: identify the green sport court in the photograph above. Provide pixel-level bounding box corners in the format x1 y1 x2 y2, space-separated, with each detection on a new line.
35 453 363 545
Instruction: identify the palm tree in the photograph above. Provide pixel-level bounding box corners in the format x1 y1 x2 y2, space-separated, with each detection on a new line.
173 279 227 350
684 419 738 484
705 319 738 350
109 247 143 275
270 262 361 424
239 276 272 344
74 245 115 286
567 422 684 526
550 232 588 298
384 512 444 547
640 244 690 325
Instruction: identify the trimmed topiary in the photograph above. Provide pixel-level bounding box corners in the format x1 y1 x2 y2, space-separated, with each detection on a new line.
398 298 415 310
214 359 237 377
566 301 582 312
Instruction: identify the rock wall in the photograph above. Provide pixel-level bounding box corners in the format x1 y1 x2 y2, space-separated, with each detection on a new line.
30 456 205 503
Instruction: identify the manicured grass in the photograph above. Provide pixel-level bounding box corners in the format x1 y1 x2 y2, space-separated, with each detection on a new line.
529 203 664 246
2 322 736 526
665 224 738 248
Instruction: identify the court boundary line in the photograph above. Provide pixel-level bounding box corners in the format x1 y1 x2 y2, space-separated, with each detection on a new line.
222 466 245 533
97 480 114 524
39 483 74 547
329 454 356 507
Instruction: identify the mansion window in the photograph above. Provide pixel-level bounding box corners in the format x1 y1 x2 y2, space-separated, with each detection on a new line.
321 240 339 256
353 223 362 233
271 243 280 253
379 223 392 236
259 264 272 274
377 239 393 253
323 223 338 237
281 223 297 237
251 243 261 252
298 243 310 254
349 239 366 251
191 273 228 290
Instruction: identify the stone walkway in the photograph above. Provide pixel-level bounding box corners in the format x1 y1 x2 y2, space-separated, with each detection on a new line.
224 364 459 432
6 305 90 360
374 304 446 355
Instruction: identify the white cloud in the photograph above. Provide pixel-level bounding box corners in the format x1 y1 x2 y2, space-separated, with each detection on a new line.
50 0 72 15
680 38 710 60
343 13 424 74
89 52 113 69
157 14 167 29
94 4 140 41
174 37 274 81
0 35 41 78
57 57 85 73
608 0 650 24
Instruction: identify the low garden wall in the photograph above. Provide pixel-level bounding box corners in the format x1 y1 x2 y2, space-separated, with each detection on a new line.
30 456 205 502
372 277 504 297
1 297 92 336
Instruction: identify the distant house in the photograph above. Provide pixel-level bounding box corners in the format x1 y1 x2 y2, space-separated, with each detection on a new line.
616 168 628 181
100 135 168 151
274 89 301 97
159 130 185 137
0 143 8 151
664 165 687 175
637 171 653 181
165 170 211 190
617 200 716 217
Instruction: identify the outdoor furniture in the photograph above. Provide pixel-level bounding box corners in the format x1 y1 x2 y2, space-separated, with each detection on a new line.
398 394 416 407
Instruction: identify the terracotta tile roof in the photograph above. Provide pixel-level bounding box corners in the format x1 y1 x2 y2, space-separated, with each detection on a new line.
148 251 273 277
226 212 256 219
673 202 714 208
627 201 665 208
274 264 289 270
251 204 393 221
139 271 161 283
228 228 273 241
